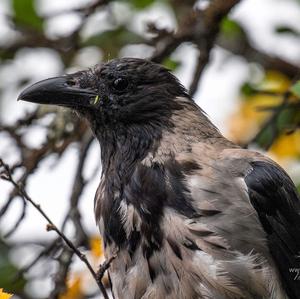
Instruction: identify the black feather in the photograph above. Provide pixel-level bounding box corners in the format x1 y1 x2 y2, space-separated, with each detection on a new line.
167 237 182 260
245 161 300 299
124 160 198 258
183 238 202 251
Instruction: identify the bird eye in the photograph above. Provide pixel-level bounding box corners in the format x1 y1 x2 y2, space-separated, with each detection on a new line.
113 78 128 91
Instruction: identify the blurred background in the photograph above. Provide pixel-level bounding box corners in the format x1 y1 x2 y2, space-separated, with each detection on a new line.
0 0 300 298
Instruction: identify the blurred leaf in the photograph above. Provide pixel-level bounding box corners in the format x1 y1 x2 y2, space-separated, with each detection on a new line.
240 82 257 97
291 81 300 98
260 71 291 92
269 130 300 158
276 108 295 131
83 27 144 58
255 124 274 149
12 0 43 31
0 240 26 293
227 94 280 144
220 17 244 38
0 289 13 299
126 0 155 9
229 70 300 157
253 105 297 151
59 276 83 299
89 236 103 259
228 71 290 144
275 26 300 36
162 57 181 71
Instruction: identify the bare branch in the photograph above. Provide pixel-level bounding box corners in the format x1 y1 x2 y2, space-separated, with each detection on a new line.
49 247 74 299
189 50 210 96
150 0 241 95
51 130 95 296
0 158 110 299
16 238 62 278
42 0 109 19
3 198 27 237
217 27 300 79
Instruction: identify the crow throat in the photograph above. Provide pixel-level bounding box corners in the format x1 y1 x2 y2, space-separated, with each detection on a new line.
93 119 172 252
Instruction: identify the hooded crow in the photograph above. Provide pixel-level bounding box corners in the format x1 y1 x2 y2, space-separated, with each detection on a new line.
19 58 300 299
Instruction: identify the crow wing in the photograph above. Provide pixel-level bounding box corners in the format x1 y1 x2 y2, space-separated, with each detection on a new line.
245 161 300 299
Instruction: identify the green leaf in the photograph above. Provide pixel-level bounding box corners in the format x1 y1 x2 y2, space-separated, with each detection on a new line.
255 124 274 150
162 57 181 71
0 240 26 293
13 0 43 31
255 107 300 150
275 26 300 36
82 27 144 58
277 108 295 131
240 82 257 97
220 17 243 38
290 81 300 98
126 0 155 9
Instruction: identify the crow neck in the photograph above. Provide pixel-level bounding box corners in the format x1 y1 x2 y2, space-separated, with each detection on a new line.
96 123 163 180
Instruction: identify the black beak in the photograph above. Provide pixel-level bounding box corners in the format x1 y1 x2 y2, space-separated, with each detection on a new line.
18 75 98 108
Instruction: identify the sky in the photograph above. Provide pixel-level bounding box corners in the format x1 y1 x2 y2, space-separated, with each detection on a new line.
0 0 300 296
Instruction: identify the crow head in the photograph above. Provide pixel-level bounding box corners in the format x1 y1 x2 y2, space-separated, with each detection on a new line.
18 58 220 171
18 58 189 133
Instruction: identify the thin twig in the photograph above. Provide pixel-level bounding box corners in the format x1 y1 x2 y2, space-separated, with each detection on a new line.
4 198 27 237
52 131 95 297
49 247 74 299
150 0 241 95
42 0 108 19
15 238 61 279
97 254 117 282
217 28 300 79
0 158 110 299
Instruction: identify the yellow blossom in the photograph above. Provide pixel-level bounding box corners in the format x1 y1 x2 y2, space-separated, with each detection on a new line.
59 276 83 299
269 131 300 158
0 289 13 299
89 236 103 259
